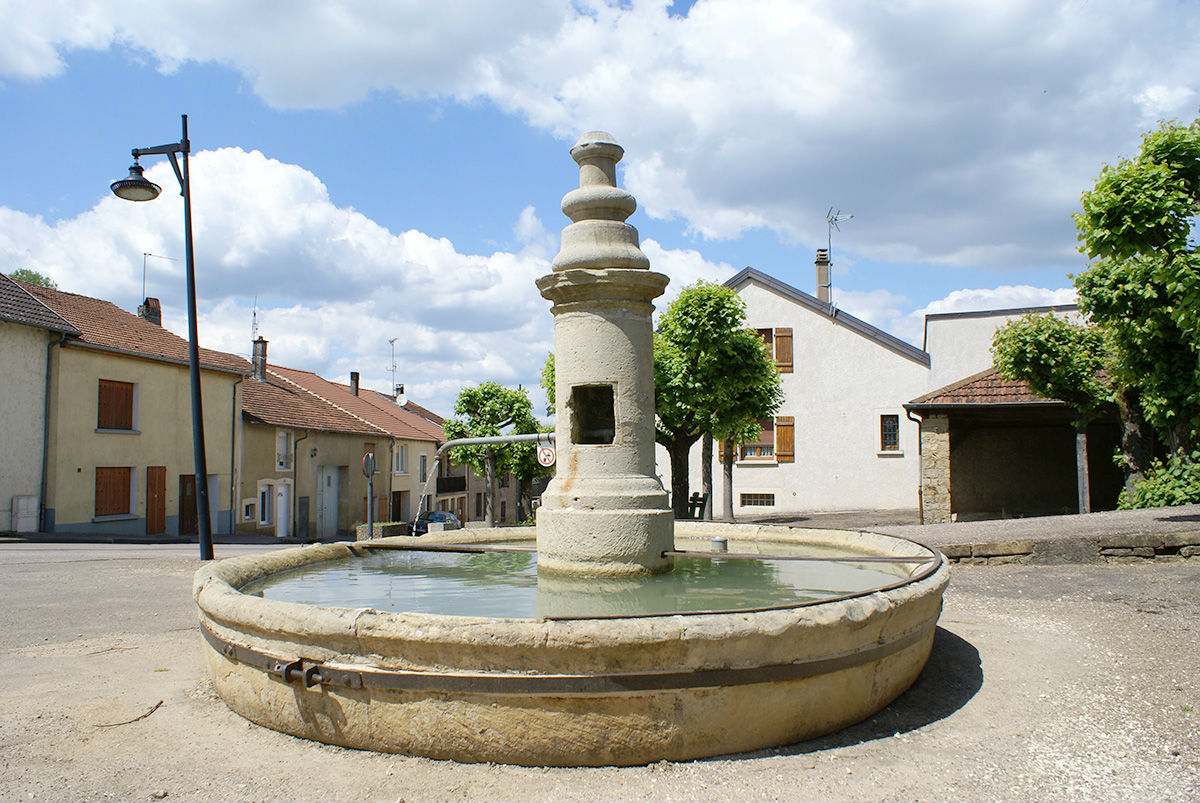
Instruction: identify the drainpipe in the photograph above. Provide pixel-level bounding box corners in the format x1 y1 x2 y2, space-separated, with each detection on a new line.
230 375 242 535
906 408 924 525
39 333 68 532
293 431 308 539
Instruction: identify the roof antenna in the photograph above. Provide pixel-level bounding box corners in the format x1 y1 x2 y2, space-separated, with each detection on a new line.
388 337 399 397
251 295 259 342
141 252 177 299
824 208 853 306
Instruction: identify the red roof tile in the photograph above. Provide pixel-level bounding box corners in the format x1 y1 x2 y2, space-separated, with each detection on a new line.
242 371 388 436
0 274 80 334
908 367 1062 407
268 365 444 443
22 283 247 375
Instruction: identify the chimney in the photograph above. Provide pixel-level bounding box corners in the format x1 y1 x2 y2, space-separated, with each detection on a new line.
138 297 162 326
395 384 406 406
350 371 360 396
814 248 831 304
251 337 267 381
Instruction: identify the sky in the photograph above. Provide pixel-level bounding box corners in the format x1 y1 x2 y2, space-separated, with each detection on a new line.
2 0 1197 417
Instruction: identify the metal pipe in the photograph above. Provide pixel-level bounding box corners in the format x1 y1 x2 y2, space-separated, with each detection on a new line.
414 433 554 519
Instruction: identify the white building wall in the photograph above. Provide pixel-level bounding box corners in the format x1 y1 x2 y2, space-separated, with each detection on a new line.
0 321 51 531
657 278 930 516
925 306 1080 390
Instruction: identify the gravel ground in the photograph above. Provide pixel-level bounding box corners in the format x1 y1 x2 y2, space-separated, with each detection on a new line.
0 541 1197 802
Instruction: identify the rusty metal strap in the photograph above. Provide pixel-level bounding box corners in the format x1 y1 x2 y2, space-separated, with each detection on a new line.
201 619 934 696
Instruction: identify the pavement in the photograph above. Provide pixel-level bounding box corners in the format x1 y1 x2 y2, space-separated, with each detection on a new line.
1 528 1197 800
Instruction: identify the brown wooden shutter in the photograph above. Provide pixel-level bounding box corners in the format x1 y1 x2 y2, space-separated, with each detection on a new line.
775 416 795 463
146 466 166 534
774 328 793 373
97 380 134 430
95 467 131 516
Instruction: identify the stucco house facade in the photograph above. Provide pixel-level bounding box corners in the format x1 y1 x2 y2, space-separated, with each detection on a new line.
236 338 446 539
0 273 80 532
16 282 246 535
659 258 1100 522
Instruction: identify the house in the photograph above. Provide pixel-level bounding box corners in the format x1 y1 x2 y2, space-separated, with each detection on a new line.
666 260 931 516
237 338 445 539
0 273 80 532
10 279 247 535
662 254 1111 521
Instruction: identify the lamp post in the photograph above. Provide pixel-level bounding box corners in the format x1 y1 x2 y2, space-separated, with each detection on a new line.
111 114 214 560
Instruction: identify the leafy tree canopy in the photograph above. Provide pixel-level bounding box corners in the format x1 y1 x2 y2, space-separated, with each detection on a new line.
443 382 541 480
10 268 56 289
991 313 1109 424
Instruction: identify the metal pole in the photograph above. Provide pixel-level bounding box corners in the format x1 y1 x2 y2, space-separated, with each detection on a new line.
179 114 214 560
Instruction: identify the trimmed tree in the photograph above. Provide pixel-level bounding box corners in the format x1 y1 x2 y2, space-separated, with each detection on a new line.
443 382 541 526
991 313 1109 512
10 268 56 289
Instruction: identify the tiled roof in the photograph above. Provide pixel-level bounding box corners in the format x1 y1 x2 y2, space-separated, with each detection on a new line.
401 400 444 426
20 283 247 375
907 367 1062 407
242 370 388 436
268 365 444 443
0 273 80 335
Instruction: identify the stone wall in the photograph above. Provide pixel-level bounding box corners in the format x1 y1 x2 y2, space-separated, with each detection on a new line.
920 415 951 523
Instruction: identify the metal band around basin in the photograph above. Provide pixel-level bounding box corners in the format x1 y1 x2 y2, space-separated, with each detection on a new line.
201 618 935 696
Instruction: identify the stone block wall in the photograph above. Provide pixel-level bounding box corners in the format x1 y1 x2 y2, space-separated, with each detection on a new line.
920 415 951 523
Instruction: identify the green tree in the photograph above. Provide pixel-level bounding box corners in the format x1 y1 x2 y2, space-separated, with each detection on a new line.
443 382 543 526
10 268 56 289
991 313 1109 512
655 281 782 518
1073 117 1200 456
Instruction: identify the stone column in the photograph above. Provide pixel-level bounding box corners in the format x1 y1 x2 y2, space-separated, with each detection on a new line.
920 414 951 524
535 132 674 576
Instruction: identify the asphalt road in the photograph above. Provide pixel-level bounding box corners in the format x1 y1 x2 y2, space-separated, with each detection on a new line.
0 541 1197 802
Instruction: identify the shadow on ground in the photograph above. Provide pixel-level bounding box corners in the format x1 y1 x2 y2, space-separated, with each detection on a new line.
717 626 983 761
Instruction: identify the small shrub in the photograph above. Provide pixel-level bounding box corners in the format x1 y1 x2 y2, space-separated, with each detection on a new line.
1118 451 1200 509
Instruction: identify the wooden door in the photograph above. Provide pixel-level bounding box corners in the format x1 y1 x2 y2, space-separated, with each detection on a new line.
146 466 166 534
179 474 198 535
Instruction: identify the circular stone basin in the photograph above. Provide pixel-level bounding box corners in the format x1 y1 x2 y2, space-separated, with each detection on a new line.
194 523 949 766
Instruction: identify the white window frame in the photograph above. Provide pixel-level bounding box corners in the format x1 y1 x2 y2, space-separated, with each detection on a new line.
242 498 256 522
276 429 293 471
257 481 274 526
877 413 903 456
419 454 428 483
393 443 408 475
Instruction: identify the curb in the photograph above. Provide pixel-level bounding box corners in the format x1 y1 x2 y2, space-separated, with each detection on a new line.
931 531 1200 565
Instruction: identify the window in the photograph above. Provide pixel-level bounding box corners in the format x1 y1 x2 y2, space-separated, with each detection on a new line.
738 417 794 463
258 483 274 526
95 467 133 516
276 430 293 471
419 454 428 483
755 328 793 373
500 500 507 523
499 473 510 488
880 414 900 452
242 499 256 522
740 493 775 507
475 493 483 518
393 443 408 474
97 379 136 431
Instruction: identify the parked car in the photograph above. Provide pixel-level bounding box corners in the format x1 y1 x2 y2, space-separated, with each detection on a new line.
413 510 462 535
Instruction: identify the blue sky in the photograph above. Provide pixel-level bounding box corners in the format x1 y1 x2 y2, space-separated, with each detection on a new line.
2 0 1197 416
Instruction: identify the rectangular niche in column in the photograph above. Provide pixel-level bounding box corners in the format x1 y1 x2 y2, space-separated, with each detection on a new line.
571 384 615 444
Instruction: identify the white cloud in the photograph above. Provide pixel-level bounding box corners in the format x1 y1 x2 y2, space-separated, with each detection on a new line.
884 284 1079 346
8 0 1198 275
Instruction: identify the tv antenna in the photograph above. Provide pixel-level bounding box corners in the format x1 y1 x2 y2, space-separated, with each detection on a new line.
824 208 853 305
141 252 177 299
251 295 259 342
388 337 399 396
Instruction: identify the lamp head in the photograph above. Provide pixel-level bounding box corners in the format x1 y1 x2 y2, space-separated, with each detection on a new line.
111 160 162 202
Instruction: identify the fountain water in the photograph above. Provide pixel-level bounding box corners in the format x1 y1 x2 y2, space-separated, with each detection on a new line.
194 133 949 766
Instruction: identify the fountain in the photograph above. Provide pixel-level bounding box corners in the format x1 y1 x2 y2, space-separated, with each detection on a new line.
194 133 949 766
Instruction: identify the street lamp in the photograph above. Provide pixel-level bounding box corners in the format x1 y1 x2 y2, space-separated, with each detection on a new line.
112 114 214 560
